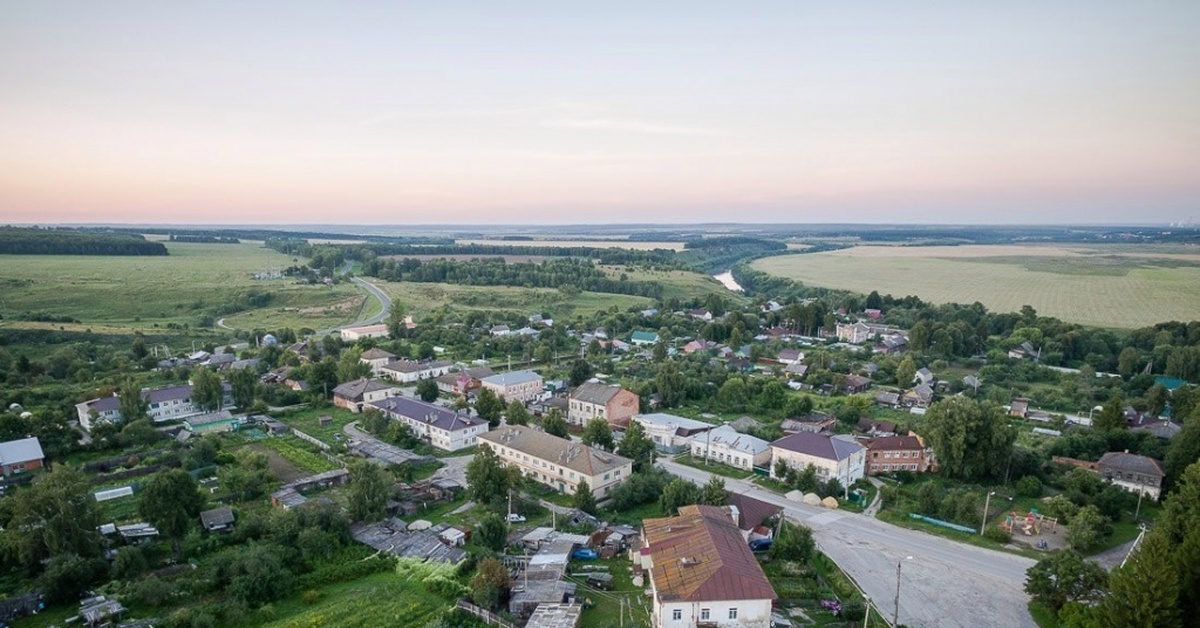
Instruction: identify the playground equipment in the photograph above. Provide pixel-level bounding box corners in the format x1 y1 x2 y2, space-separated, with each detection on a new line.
999 508 1058 536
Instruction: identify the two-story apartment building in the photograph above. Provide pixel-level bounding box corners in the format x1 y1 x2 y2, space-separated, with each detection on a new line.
379 359 454 383
689 425 771 471
76 383 233 431
480 370 544 403
640 505 776 628
632 413 715 454
478 425 632 498
567 382 640 428
358 348 396 376
1096 451 1165 500
367 396 488 451
332 378 400 413
769 432 866 485
865 434 936 475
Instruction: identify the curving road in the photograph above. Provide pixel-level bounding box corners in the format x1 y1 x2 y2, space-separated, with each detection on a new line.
658 459 1036 628
218 259 392 335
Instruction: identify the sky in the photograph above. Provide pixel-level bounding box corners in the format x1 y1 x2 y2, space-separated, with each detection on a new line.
1 1 1198 226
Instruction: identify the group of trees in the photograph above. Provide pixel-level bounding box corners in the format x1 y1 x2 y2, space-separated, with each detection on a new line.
0 227 168 256
361 257 664 299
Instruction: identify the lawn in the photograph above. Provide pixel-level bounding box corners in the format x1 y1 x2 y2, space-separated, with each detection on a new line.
752 245 1200 329
375 281 654 321
672 454 756 480
259 569 461 628
0 241 361 332
566 557 651 628
271 406 359 446
250 437 340 475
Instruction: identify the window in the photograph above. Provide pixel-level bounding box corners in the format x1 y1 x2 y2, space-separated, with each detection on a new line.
672 609 682 621
700 609 710 620
728 608 738 619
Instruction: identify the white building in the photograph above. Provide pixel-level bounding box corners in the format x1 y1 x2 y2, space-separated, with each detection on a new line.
480 370 544 403
379 359 454 383
631 413 715 454
689 425 771 471
76 384 233 431
339 324 390 342
358 348 396 376
367 397 488 451
769 432 866 486
641 505 776 628
478 425 632 498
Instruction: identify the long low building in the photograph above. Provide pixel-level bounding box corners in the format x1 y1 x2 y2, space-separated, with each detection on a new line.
688 425 771 471
367 396 488 451
379 359 454 383
632 413 715 454
480 370 544 402
478 425 632 498
76 383 233 431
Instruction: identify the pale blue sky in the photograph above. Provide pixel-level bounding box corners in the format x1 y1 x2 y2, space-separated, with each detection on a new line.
1 1 1197 224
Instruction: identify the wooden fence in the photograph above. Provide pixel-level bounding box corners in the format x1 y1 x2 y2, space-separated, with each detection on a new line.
455 600 516 628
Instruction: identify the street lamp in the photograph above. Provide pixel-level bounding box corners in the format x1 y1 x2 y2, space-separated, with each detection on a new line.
981 491 996 535
894 556 913 627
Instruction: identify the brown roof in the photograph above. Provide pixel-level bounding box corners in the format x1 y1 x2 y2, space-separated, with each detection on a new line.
725 492 781 531
643 505 776 603
479 425 631 477
866 435 924 451
1097 452 1165 478
570 381 626 405
360 348 396 360
332 378 394 400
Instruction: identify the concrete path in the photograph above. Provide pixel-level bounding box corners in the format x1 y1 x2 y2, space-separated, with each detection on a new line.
658 459 1036 628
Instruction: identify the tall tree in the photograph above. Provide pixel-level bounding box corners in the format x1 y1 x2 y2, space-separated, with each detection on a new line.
659 478 700 514
3 464 103 569
569 359 594 387
416 378 439 403
190 367 224 412
1024 551 1108 613
618 420 655 472
655 362 686 407
505 399 530 426
581 418 613 451
475 387 504 429
228 366 257 409
895 356 917 387
541 409 569 438
699 476 727 506
347 459 391 522
138 468 206 547
472 512 507 552
1098 531 1180 628
1093 391 1126 432
573 480 597 515
864 290 883 310
1155 459 1200 619
471 557 511 610
922 397 1015 482
118 378 148 422
466 446 519 505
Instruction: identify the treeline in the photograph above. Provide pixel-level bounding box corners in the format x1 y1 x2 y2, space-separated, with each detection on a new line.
121 227 453 245
0 228 168 256
360 257 664 299
678 237 787 274
168 235 240 244
352 242 678 266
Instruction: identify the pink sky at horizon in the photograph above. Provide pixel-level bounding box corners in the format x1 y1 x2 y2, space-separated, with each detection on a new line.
2 2 1198 225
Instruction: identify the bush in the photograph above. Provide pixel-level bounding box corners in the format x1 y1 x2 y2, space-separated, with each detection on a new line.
302 589 321 605
984 525 1012 543
1015 475 1043 498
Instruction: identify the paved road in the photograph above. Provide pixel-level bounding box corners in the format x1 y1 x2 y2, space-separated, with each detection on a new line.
658 459 1036 628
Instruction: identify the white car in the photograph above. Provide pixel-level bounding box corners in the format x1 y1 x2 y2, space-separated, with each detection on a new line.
507 513 527 523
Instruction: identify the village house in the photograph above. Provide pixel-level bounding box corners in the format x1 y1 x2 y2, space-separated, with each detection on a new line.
332 378 399 413
776 348 804 365
480 370 544 402
689 309 714 321
358 348 396 376
632 413 715 454
1009 398 1030 418
1096 452 1165 500
875 391 901 408
688 425 771 471
379 359 453 383
76 383 233 431
478 425 632 498
631 330 659 346
865 434 936 474
367 396 487 451
0 436 44 476
840 374 872 395
682 339 714 355
339 323 389 342
199 506 235 534
902 384 934 409
770 432 867 485
640 505 776 628
1008 341 1038 360
567 382 641 428
780 413 837 434
434 366 495 396
856 418 897 437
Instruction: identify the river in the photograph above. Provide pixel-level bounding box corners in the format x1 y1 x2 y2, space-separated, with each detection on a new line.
713 270 744 292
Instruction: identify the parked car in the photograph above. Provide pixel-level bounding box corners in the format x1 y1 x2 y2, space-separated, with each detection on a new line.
507 513 527 523
571 548 599 560
748 538 773 553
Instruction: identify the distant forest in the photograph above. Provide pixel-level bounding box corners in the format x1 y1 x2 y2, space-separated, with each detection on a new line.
0 227 168 256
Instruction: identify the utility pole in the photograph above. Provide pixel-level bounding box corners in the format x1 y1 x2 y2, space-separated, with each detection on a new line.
981 491 995 535
893 561 902 628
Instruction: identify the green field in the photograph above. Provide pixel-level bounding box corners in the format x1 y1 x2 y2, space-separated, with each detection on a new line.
598 265 746 302
752 245 1200 329
376 280 655 320
271 407 359 446
0 242 361 332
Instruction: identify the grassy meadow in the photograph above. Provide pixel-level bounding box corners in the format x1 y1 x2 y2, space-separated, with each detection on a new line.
375 280 655 320
0 242 362 333
456 238 685 250
598 265 748 303
752 245 1200 328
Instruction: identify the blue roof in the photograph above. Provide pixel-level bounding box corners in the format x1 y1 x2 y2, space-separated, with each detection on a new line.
1154 376 1188 391
481 370 543 386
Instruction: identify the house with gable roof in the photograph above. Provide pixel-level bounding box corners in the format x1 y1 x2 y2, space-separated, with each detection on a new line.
567 381 640 428
769 432 866 485
478 425 632 498
640 505 776 628
367 397 488 451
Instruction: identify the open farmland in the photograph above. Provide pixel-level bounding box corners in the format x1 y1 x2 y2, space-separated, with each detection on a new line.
752 245 1200 328
376 280 654 320
0 242 361 333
